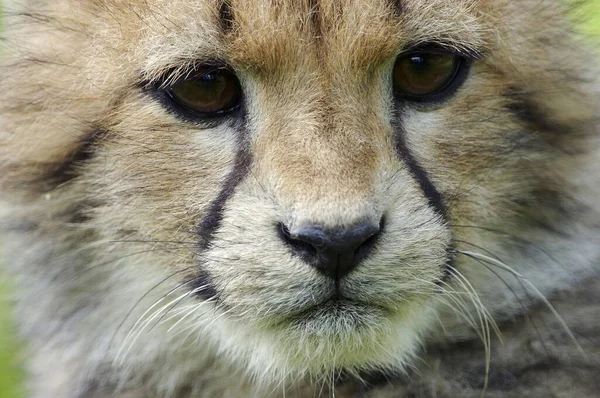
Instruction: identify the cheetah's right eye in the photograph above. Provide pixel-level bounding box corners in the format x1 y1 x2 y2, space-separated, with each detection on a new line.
166 68 242 116
393 51 465 102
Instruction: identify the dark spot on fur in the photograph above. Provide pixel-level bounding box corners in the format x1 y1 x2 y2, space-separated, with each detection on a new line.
511 186 583 239
506 90 565 136
47 129 106 185
443 248 457 282
334 369 400 394
308 0 322 39
190 268 219 302
60 203 96 224
76 379 102 398
503 87 590 155
357 369 401 389
389 0 405 18
463 366 518 391
218 0 234 34
0 129 109 198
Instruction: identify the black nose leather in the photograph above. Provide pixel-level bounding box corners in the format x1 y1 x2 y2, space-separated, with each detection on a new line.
278 220 382 280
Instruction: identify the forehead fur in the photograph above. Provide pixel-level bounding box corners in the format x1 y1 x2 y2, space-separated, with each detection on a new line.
126 0 487 82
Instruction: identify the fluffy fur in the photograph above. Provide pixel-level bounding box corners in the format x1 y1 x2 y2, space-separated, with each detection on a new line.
0 0 599 397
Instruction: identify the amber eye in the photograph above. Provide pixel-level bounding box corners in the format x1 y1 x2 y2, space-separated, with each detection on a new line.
393 53 462 100
167 68 241 115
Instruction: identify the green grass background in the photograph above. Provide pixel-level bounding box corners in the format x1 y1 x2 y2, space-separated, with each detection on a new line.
1 3 27 397
0 2 598 397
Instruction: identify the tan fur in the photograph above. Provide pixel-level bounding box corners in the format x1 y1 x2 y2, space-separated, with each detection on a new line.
1 0 599 397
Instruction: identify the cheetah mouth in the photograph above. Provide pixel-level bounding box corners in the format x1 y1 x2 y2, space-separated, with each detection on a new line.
283 298 389 331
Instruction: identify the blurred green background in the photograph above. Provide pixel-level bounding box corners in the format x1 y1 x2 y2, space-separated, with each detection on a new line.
1 0 27 395
0 1 598 398
576 0 600 37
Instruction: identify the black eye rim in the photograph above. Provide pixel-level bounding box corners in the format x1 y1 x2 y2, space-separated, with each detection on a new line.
393 45 476 104
148 62 243 123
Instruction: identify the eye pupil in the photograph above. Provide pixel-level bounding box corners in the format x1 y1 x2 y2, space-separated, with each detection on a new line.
393 51 463 100
167 68 241 115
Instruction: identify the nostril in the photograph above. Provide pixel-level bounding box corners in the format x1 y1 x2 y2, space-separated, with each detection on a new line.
352 217 385 263
276 218 384 280
277 222 319 259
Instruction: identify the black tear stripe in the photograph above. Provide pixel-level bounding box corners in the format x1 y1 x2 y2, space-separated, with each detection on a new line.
197 143 252 250
391 111 455 280
194 117 252 300
391 115 447 218
396 142 445 216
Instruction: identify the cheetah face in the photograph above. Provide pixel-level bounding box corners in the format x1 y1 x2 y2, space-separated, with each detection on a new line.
2 0 598 389
124 0 461 376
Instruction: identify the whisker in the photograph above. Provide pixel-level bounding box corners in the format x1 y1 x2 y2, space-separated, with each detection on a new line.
414 278 481 334
455 249 585 358
450 224 568 274
116 283 206 363
454 240 552 355
444 266 498 396
53 246 194 283
108 267 195 351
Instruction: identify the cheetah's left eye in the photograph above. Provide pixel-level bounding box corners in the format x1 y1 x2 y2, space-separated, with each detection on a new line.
393 52 464 101
166 68 242 116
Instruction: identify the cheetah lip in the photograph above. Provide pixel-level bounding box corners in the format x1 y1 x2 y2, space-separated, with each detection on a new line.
287 296 389 322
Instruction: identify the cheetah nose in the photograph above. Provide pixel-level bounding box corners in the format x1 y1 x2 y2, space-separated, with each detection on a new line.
278 220 383 280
